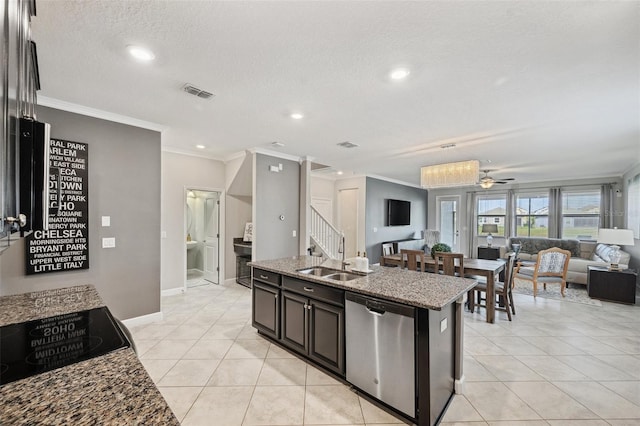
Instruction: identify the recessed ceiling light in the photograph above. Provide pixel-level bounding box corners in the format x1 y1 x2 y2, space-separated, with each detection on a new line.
196 144 206 149
290 113 304 120
336 171 344 175
390 68 410 80
127 45 155 62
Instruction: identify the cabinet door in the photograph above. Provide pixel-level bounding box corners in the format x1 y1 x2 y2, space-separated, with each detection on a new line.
309 300 345 375
252 282 279 340
281 291 308 354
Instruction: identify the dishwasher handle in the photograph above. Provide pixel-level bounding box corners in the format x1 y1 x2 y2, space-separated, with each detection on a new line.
366 306 385 316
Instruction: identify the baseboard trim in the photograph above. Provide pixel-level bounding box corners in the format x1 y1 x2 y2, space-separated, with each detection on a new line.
162 287 186 297
224 277 238 286
122 311 163 328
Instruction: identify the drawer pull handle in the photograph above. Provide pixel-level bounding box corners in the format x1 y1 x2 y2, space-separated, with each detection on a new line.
260 275 269 280
303 287 315 292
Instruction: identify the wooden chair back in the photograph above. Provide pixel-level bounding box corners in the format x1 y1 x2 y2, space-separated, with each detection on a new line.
400 249 425 272
382 243 395 256
434 252 464 276
535 247 571 279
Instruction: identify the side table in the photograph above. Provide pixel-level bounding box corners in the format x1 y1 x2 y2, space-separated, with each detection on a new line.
478 246 501 260
587 266 637 305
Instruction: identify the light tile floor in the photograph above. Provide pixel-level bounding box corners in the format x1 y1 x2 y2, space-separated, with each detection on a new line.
129 280 640 426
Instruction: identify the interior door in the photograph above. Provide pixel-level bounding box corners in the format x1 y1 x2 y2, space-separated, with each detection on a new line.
437 196 460 252
203 193 220 283
338 188 358 257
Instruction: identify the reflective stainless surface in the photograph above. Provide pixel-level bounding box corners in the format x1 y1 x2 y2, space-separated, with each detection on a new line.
345 292 415 417
324 272 360 282
296 267 339 276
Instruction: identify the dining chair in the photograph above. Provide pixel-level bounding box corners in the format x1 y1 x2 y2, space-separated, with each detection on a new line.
400 249 425 272
514 247 571 297
469 253 516 320
434 252 464 276
382 243 395 256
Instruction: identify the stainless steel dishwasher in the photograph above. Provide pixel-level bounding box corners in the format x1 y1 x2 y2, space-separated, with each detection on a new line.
345 292 415 418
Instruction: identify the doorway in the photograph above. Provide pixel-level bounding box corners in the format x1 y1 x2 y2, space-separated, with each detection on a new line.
186 189 221 287
338 188 359 257
436 195 460 252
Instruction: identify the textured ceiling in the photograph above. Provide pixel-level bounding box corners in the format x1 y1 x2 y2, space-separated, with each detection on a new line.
32 1 639 186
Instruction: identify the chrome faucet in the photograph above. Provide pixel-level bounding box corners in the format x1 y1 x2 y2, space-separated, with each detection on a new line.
339 232 349 270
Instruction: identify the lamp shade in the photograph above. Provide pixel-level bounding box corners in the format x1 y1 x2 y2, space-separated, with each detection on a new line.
597 228 635 246
420 160 479 188
481 224 498 234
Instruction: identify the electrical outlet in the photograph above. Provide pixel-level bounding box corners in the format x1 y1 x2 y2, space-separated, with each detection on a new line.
101 216 110 227
102 237 116 248
292 230 297 237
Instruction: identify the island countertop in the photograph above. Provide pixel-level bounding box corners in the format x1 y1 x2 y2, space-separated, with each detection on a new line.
249 255 477 310
0 285 179 425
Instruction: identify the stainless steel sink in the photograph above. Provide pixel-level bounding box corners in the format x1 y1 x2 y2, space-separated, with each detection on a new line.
296 267 339 276
324 272 360 282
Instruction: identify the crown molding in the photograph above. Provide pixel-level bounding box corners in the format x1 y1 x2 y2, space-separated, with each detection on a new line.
252 147 302 162
37 96 167 132
366 174 423 189
161 146 226 161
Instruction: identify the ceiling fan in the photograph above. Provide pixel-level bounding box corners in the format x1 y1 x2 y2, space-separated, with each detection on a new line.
479 170 515 189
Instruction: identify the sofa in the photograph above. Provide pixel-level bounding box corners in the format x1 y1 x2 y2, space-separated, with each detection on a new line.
501 237 630 286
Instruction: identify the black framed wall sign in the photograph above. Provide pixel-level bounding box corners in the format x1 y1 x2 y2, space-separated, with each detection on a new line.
25 139 89 274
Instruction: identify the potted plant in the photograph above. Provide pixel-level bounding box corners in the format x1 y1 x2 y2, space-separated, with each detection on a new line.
430 242 452 259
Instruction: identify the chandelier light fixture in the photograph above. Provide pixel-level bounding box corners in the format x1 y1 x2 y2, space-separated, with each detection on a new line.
420 160 480 189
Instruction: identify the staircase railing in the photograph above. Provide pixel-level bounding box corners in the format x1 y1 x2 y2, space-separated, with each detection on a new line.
310 206 341 259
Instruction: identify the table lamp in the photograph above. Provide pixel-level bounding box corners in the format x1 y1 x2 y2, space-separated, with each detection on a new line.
597 228 635 270
481 224 499 247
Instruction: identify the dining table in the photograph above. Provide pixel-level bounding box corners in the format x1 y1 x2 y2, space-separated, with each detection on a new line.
380 253 506 323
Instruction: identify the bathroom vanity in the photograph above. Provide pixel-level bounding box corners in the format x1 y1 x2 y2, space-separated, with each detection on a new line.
250 256 476 426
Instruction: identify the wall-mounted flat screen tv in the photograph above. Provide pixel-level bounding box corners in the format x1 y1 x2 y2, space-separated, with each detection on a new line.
387 199 411 226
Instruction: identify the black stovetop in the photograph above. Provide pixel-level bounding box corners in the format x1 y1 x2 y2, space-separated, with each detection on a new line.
0 307 130 386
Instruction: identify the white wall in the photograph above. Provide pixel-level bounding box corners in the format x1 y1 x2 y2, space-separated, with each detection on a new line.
622 162 640 276
311 175 337 224
161 151 225 291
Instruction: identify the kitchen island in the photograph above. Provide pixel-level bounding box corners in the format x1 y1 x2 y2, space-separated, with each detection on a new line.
250 255 477 426
0 285 178 425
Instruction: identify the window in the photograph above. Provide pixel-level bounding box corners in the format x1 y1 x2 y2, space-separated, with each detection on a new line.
477 194 506 236
562 190 600 239
516 192 549 237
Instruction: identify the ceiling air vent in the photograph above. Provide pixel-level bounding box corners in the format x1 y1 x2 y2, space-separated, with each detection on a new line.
337 141 359 148
182 83 215 100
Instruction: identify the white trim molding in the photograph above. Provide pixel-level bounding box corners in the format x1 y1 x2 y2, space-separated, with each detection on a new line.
37 96 166 132
121 311 163 328
162 287 186 297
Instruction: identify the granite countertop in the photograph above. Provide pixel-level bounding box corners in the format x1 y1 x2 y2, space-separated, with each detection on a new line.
0 285 179 425
249 256 477 310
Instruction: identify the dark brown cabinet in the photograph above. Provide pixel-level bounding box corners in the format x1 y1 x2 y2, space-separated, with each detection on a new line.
588 266 637 305
252 268 282 340
280 277 345 375
477 246 500 260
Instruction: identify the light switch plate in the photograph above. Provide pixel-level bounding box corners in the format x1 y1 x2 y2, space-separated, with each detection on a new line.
102 237 116 248
292 230 297 237
101 216 110 227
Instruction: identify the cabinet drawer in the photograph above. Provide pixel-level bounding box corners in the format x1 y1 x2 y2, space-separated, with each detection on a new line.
253 268 281 286
282 276 344 306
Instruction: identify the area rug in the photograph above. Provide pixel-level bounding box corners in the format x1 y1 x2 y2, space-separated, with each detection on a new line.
512 278 602 306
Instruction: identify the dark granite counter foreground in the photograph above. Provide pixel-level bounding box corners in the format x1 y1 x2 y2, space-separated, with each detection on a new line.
0 285 179 425
249 255 477 310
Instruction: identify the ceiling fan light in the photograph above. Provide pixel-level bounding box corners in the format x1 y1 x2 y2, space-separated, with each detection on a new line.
480 180 494 189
